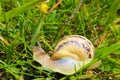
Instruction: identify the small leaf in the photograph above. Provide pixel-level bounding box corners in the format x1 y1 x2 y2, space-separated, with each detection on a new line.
113 68 120 74
8 67 20 74
33 78 45 80
16 60 26 65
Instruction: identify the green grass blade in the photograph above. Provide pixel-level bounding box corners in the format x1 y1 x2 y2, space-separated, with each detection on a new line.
0 3 2 15
106 0 120 25
96 44 120 58
0 60 20 79
0 3 3 21
0 0 44 22
30 19 44 46
83 44 120 69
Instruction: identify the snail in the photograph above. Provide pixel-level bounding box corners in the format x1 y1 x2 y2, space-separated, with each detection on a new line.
32 35 95 75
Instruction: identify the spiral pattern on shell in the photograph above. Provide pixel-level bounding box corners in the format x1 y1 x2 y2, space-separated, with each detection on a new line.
51 35 95 61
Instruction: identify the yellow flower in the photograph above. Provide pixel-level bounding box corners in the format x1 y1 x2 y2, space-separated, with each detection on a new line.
39 3 49 13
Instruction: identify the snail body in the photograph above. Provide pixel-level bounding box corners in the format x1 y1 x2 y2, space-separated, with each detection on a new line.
32 35 95 75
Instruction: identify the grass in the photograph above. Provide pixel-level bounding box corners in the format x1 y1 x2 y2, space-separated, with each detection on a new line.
0 0 120 79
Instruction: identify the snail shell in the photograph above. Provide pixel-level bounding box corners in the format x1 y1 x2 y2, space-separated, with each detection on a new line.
51 35 94 60
32 35 95 75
